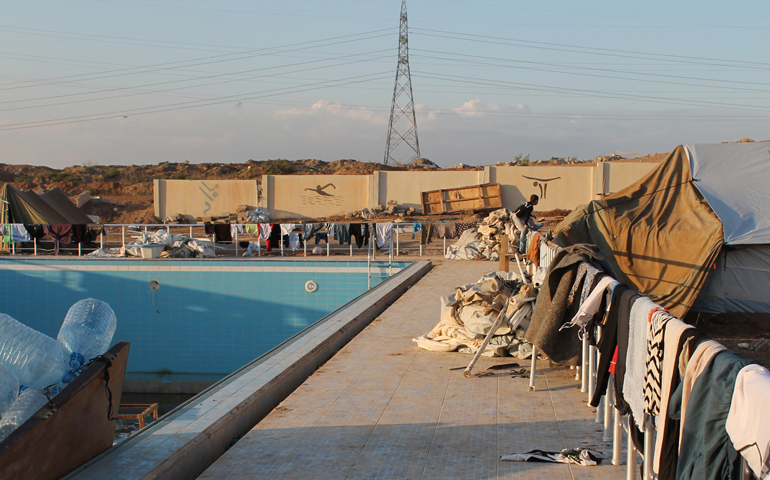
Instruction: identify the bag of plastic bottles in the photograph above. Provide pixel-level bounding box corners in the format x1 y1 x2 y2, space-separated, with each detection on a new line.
0 314 70 389
0 388 49 442
57 299 117 369
0 363 19 418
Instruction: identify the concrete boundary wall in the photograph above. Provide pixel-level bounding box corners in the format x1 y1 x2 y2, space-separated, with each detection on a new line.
154 179 258 219
266 174 370 219
155 162 658 219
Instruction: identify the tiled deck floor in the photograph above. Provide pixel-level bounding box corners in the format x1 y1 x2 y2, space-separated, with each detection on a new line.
199 260 625 480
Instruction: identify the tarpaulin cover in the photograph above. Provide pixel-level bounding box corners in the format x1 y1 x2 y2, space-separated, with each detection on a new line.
0 183 68 224
38 188 94 225
685 143 770 245
554 146 723 318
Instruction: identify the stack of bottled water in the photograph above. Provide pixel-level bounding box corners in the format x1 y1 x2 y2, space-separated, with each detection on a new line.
0 298 117 442
0 388 48 442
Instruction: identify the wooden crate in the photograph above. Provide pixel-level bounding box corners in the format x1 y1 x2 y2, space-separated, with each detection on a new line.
421 183 502 215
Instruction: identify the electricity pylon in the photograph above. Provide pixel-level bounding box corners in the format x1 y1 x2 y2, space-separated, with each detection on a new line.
383 0 420 166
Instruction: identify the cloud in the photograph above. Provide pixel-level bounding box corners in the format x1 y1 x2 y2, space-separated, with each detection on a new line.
450 100 532 117
276 99 386 125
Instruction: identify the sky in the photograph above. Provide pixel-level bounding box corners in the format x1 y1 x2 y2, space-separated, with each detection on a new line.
1 0 770 168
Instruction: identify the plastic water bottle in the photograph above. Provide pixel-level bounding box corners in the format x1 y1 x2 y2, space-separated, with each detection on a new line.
57 299 117 369
0 388 49 442
0 363 19 418
0 314 70 389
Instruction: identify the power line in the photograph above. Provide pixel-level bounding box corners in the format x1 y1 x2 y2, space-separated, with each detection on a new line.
410 28 770 70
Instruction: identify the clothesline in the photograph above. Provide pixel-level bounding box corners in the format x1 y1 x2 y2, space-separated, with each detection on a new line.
526 243 770 479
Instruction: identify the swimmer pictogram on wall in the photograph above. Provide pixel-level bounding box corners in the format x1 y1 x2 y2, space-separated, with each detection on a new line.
301 183 343 206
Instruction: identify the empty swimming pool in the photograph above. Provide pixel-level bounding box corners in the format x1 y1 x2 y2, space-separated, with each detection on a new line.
0 258 410 393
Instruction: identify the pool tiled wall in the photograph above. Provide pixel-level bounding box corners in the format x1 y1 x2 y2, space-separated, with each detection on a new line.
0 258 408 392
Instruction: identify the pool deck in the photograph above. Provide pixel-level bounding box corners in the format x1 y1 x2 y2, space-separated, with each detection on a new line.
199 260 625 480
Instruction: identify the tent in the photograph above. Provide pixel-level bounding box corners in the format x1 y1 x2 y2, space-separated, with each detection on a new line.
38 188 94 224
554 143 770 317
0 183 69 224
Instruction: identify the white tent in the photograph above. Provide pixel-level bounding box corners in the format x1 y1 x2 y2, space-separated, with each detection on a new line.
686 143 770 313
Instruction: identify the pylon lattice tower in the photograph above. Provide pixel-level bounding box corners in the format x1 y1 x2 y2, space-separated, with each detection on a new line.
383 0 420 166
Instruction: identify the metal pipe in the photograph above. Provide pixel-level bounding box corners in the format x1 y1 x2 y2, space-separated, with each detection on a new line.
327 233 330 257
189 226 193 238
396 224 399 256
420 244 423 256
11 242 15 255
603 376 614 441
78 243 81 256
529 344 538 391
100 230 104 249
370 224 375 260
122 226 126 249
235 229 238 257
33 238 37 256
627 422 638 480
367 230 372 290
612 405 623 466
644 416 654 480
350 241 352 257
581 334 588 393
389 223 393 277
589 344 597 404
595 395 603 423
281 233 284 256
739 457 751 480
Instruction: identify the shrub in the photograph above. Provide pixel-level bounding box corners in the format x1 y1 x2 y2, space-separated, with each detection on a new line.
172 172 188 180
104 168 120 179
262 160 295 175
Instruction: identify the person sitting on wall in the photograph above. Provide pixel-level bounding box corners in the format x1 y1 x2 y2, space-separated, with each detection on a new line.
513 194 542 253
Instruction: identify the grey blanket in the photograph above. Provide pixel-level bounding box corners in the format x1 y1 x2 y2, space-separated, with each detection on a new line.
525 244 618 365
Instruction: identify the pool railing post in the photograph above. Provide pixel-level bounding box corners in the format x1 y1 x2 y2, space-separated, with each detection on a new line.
367 227 371 290
395 224 399 256
589 344 597 404
603 377 613 441
389 222 393 276
612 403 623 465
78 243 81 256
627 420 637 480
529 344 537 391
33 238 37 256
644 416 654 480
122 226 126 249
581 334 588 393
189 226 193 238
372 223 376 261
100 230 104 250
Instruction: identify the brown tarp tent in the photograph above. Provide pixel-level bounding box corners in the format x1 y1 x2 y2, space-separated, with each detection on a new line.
554 145 724 318
39 188 94 225
0 183 69 224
